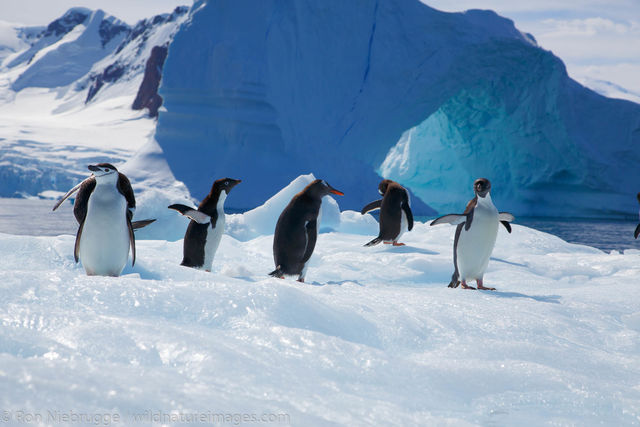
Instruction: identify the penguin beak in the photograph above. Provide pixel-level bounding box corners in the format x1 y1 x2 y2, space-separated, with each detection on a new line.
328 186 344 196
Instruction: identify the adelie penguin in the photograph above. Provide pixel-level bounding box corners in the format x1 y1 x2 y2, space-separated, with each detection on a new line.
430 178 514 291
634 193 640 239
361 179 414 247
270 179 344 282
168 178 241 271
52 163 155 276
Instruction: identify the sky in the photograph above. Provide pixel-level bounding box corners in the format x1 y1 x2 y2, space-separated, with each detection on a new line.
0 0 638 98
425 0 640 98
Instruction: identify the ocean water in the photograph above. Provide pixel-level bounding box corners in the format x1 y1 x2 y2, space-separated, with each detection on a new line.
1 198 639 252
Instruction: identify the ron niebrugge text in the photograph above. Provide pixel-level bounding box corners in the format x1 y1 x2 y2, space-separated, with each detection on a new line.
1 410 290 425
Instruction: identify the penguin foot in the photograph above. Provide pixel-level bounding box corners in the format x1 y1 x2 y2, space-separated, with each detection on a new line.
297 278 305 283
476 280 495 291
383 241 392 245
392 242 406 246
269 267 285 279
460 282 476 290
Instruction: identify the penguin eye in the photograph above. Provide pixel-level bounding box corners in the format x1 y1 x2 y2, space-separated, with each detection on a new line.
225 181 229 186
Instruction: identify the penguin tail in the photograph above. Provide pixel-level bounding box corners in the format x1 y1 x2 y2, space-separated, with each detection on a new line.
132 219 156 230
269 266 284 278
364 237 383 247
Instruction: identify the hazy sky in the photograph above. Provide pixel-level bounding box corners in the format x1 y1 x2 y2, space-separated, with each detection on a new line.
425 0 640 95
1 0 638 95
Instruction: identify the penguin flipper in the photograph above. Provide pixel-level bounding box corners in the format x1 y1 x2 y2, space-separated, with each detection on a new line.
168 204 211 224
128 218 136 267
361 199 382 215
74 221 84 263
498 212 515 222
52 178 89 211
364 237 383 247
402 200 414 231
301 220 318 263
430 214 466 226
634 223 640 239
132 219 156 230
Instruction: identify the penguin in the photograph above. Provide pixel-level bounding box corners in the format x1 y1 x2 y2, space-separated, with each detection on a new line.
59 163 155 276
430 178 514 290
168 178 241 271
270 179 344 282
634 193 640 239
361 179 414 246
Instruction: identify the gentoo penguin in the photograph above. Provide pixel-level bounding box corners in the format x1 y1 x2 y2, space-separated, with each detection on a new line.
57 163 155 276
430 178 514 290
361 179 414 246
270 179 344 282
635 193 640 239
168 178 241 271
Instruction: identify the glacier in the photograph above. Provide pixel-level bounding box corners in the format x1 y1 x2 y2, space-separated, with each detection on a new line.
151 0 640 217
0 7 188 199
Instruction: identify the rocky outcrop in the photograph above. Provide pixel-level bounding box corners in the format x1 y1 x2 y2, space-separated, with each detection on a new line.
85 63 126 103
132 45 168 118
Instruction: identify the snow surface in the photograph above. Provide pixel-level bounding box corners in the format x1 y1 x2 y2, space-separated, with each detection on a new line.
151 0 640 218
2 180 640 425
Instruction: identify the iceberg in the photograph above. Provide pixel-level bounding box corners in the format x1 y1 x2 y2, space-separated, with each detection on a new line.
152 0 640 218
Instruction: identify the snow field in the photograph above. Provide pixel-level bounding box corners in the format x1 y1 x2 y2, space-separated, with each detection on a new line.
1 202 640 425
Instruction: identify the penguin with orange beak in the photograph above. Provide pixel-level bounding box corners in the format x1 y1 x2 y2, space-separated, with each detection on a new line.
270 179 344 282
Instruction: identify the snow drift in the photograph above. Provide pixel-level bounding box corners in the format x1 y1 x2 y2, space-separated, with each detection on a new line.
151 0 640 217
2 175 640 424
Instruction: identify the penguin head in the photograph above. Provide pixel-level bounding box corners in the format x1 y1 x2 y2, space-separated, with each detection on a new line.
88 163 118 182
306 179 344 199
473 178 491 198
211 178 242 195
378 179 394 196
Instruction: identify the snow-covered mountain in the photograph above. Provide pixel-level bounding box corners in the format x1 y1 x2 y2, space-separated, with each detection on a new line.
0 6 188 198
148 0 640 217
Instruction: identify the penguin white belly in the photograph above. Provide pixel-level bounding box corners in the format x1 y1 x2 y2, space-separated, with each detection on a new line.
299 221 317 280
396 210 409 241
79 187 129 276
202 209 225 271
456 205 499 281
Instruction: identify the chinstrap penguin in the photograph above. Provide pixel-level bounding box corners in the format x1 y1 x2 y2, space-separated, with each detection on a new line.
361 179 414 246
168 178 241 271
53 163 155 276
430 178 514 290
270 179 344 282
634 193 640 239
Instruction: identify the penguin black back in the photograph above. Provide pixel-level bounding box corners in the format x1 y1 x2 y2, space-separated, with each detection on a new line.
362 179 413 246
271 179 343 281
172 178 241 269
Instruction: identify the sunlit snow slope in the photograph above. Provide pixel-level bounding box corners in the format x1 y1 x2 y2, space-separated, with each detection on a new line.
2 189 640 425
153 0 640 217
